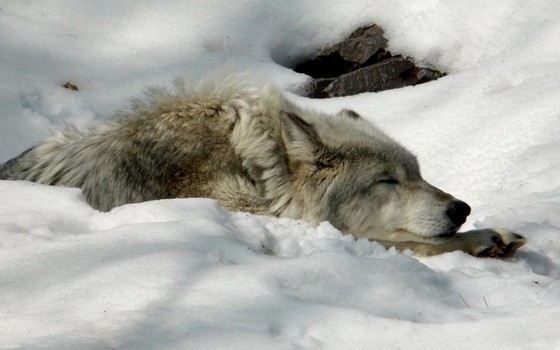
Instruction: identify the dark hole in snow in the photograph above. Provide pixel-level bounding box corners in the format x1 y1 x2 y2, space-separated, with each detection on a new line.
292 24 445 98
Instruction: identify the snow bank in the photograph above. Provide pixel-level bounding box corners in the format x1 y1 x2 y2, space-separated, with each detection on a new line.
1 1 560 349
2 182 558 349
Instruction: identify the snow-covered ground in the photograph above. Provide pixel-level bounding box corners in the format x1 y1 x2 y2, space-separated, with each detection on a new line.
1 1 560 349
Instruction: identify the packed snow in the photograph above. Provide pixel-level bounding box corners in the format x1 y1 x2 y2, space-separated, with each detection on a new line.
1 1 560 349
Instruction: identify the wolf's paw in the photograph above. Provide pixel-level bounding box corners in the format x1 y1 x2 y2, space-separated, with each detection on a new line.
461 228 527 258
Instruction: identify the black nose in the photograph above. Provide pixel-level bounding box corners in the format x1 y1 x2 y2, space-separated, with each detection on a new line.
446 200 471 227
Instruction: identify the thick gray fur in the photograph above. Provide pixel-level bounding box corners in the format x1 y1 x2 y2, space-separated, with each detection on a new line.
0 74 525 257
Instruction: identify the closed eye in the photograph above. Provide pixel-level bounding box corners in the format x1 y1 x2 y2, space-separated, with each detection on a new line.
377 178 400 185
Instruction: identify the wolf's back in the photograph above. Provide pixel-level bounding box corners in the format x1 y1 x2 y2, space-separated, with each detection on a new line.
0 75 283 211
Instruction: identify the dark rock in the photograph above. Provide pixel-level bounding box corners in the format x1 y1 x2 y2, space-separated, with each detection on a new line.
306 78 337 97
317 56 415 98
294 24 445 98
402 67 445 85
295 25 388 79
320 25 387 65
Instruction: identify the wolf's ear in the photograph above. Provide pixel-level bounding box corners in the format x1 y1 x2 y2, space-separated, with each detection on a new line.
280 112 323 174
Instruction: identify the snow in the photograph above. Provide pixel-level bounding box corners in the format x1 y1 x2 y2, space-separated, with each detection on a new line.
1 1 560 349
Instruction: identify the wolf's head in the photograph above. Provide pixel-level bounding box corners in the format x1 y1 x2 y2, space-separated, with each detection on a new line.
279 107 471 244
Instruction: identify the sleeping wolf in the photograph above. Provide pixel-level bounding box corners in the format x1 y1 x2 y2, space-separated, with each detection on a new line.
0 75 525 257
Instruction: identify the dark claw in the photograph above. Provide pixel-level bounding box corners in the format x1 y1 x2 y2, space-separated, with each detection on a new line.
491 235 502 244
477 247 498 258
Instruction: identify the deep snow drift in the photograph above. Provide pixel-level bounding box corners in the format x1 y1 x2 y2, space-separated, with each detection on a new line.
1 1 560 349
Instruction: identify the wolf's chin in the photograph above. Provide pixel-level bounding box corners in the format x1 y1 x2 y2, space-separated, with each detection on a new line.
430 230 458 242
394 228 458 244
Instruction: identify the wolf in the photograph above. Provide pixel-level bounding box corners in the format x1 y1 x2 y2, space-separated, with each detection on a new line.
0 75 525 257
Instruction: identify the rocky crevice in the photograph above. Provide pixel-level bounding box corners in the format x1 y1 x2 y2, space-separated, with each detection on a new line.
295 25 444 98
